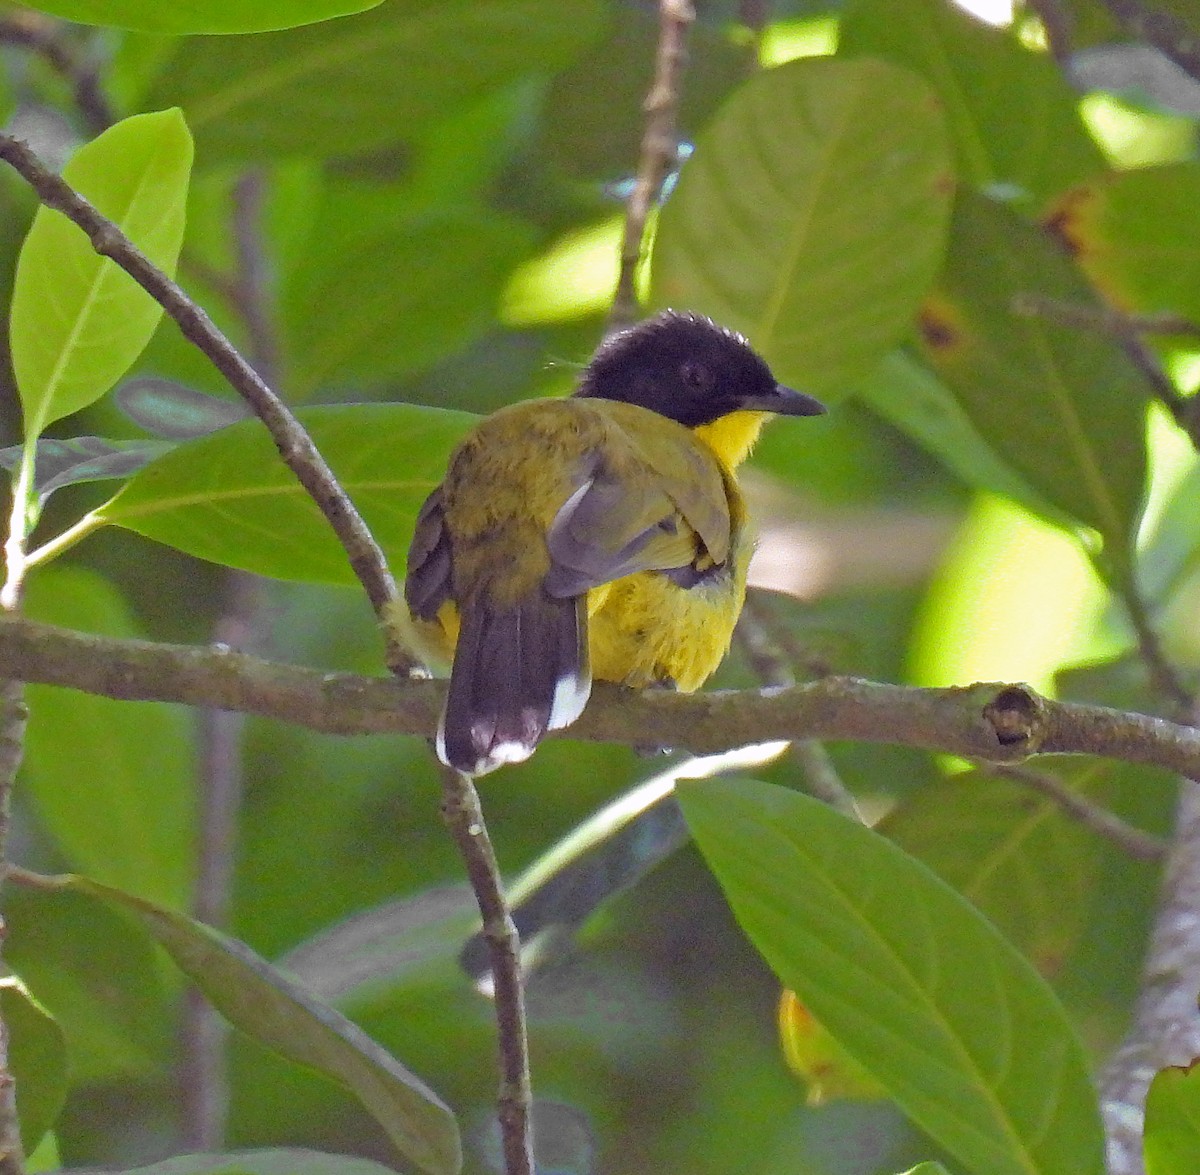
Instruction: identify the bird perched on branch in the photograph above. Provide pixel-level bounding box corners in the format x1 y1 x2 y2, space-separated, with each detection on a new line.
401 310 825 776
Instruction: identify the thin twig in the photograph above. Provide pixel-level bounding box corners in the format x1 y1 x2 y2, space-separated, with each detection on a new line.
1098 0 1200 87
1120 577 1194 714
734 596 862 820
1011 292 1197 431
987 762 1166 862
0 15 113 136
0 131 414 674
439 767 533 1175
608 0 696 332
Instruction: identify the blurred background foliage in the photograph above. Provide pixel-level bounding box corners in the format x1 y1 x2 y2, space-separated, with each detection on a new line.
1 0 1199 1171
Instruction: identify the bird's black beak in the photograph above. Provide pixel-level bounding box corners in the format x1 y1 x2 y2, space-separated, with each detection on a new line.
739 384 827 417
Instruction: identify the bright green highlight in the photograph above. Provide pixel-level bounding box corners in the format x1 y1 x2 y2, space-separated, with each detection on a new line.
909 493 1110 693
9 108 192 440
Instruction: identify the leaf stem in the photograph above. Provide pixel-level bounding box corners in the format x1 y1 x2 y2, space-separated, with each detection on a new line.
24 509 105 570
1 443 37 612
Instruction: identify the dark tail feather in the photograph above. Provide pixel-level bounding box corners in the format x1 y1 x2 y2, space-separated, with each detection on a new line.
438 591 590 776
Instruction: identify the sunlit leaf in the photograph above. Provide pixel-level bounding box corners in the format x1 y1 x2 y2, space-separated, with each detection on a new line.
839 0 1105 201
9 109 193 440
0 437 175 501
143 0 606 161
651 56 952 400
680 778 1106 1175
66 876 462 1175
919 190 1150 562
2 974 67 1153
1045 162 1200 325
1145 1063 1200 1175
23 567 196 910
15 0 384 33
97 403 477 584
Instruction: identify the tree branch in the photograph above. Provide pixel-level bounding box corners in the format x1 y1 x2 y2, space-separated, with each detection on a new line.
608 0 695 331
0 131 413 673
439 767 533 1175
1 614 1198 777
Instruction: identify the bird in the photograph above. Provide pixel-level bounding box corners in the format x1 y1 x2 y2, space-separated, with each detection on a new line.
400 310 826 776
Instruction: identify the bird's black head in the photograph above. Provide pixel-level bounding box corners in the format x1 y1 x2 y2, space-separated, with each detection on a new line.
574 310 826 427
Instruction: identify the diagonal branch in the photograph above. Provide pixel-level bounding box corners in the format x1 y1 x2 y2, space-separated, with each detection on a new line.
0 131 412 673
609 0 696 331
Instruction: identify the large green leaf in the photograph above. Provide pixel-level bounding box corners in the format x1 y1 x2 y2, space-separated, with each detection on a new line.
1145 1064 1200 1175
919 191 1149 561
15 0 383 33
839 0 1105 202
9 109 193 440
679 778 1105 1175
879 763 1104 976
142 0 606 162
282 202 533 396
23 567 196 910
2 975 67 1154
64 876 462 1175
650 56 952 400
4 886 172 1083
96 404 476 583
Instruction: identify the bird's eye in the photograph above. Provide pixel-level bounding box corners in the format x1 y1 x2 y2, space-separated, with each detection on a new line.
679 360 712 392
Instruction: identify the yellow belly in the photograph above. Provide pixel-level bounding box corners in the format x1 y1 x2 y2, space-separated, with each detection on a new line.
401 544 749 694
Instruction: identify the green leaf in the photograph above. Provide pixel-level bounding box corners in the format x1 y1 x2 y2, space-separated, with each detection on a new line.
4 885 172 1083
15 0 384 33
23 566 196 910
879 763 1104 976
898 1166 952 1175
282 203 534 395
142 0 607 162
857 350 1073 528
839 0 1105 202
1045 163 1200 326
57 1150 417 1175
0 437 176 501
116 378 250 439
96 403 477 584
67 876 463 1175
2 974 67 1154
919 191 1149 559
679 777 1106 1175
9 109 193 441
650 56 953 400
1145 1063 1200 1175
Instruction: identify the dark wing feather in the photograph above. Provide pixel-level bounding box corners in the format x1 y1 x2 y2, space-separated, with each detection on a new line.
405 487 453 620
542 436 733 599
